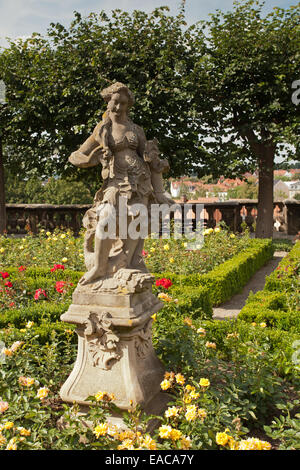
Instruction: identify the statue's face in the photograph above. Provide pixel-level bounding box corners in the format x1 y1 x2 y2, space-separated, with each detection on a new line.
108 91 129 118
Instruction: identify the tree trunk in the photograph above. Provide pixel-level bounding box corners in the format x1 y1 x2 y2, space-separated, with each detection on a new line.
0 134 6 234
255 145 275 238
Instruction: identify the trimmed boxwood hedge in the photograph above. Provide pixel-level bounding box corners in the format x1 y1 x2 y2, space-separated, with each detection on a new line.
201 318 300 356
238 241 300 332
0 301 70 329
199 319 300 378
171 285 212 318
154 239 274 311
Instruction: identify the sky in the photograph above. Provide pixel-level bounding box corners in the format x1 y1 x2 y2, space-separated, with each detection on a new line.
0 0 297 48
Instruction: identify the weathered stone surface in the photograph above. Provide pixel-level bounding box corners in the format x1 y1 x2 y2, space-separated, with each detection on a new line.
60 82 172 417
60 291 165 409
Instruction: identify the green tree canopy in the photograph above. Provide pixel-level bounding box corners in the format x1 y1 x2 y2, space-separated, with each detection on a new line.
192 0 300 236
0 6 206 181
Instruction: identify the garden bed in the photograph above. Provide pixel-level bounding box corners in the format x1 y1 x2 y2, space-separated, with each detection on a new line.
0 231 298 450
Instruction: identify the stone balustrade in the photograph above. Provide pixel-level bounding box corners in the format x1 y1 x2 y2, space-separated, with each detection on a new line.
5 204 90 235
4 200 300 236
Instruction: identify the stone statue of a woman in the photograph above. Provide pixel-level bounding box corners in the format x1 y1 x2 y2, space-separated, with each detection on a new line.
69 82 173 291
61 82 172 411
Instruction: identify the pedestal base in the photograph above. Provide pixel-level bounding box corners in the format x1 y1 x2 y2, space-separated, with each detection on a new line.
60 289 165 411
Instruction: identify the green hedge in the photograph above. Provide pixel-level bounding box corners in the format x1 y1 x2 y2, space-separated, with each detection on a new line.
264 241 300 292
0 321 76 345
154 239 274 309
199 319 300 378
238 307 299 333
171 285 213 318
198 239 274 305
0 302 70 329
238 241 300 332
201 319 300 356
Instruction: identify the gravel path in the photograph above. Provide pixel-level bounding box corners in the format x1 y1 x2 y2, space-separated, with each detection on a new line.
212 251 288 320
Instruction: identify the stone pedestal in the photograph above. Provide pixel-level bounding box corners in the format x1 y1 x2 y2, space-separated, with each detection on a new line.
60 287 166 412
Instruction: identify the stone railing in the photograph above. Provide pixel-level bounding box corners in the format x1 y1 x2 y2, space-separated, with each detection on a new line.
4 200 300 236
5 204 91 235
174 200 299 235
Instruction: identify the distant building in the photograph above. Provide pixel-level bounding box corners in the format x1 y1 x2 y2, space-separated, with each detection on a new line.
274 180 300 199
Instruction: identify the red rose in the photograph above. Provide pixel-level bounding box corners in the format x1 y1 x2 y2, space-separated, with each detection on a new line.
34 288 47 300
18 266 27 272
155 278 173 289
142 250 148 257
50 264 65 272
55 281 66 293
1 272 9 279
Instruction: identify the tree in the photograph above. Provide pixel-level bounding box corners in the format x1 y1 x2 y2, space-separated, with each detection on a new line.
0 5 210 232
0 6 207 225
193 0 300 237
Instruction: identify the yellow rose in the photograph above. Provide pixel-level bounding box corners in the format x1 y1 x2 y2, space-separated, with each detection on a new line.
3 349 13 357
175 373 185 385
6 437 17 450
165 406 180 418
142 435 157 450
205 341 216 349
93 423 108 438
163 244 170 251
160 379 172 391
214 227 221 233
197 327 206 336
216 432 229 446
158 425 173 439
37 387 50 400
185 405 197 421
170 428 182 441
3 422 14 430
18 428 31 436
198 408 207 420
180 436 192 449
169 257 175 263
199 378 210 388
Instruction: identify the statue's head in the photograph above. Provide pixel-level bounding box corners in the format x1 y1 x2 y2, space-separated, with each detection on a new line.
144 138 160 163
101 82 134 119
